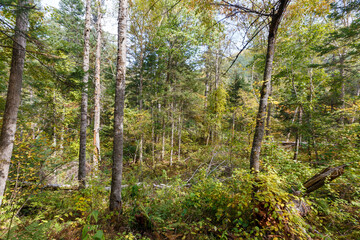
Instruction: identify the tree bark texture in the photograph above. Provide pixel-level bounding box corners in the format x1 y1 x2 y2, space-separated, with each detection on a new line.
0 0 30 207
78 0 91 188
110 0 128 212
249 0 290 172
265 85 272 136
93 0 102 172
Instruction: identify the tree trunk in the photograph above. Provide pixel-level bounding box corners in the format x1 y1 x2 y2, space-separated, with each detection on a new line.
204 47 210 108
307 68 314 160
60 107 64 155
339 55 345 125
249 0 290 172
161 118 165 161
0 0 30 207
53 91 57 149
293 107 302 161
151 107 155 167
265 86 272 136
138 45 144 166
205 76 209 108
215 47 220 89
178 112 182 162
93 0 102 172
169 101 174 166
78 0 91 188
350 82 359 124
110 0 128 212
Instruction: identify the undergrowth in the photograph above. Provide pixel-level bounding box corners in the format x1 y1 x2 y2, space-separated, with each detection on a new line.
1 142 359 239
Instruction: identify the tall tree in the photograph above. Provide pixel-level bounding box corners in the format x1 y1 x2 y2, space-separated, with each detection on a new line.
0 0 31 206
110 0 128 211
93 0 102 171
78 0 91 187
249 0 291 172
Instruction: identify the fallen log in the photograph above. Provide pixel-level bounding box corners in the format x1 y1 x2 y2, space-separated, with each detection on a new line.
303 164 347 194
281 164 349 218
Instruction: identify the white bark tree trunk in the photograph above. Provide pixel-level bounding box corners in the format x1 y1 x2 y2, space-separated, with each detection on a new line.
169 101 174 166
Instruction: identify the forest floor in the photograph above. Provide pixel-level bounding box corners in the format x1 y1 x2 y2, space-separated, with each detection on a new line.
1 142 359 239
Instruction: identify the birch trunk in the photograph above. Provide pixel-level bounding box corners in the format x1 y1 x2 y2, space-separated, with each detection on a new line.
93 0 102 172
249 0 290 172
110 0 128 212
169 101 174 166
78 0 91 188
138 46 144 166
205 77 209 108
161 118 165 161
0 0 30 206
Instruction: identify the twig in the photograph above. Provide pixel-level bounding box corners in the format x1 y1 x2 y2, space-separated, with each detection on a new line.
224 20 269 74
186 163 205 184
218 0 273 17
206 151 219 175
207 160 227 177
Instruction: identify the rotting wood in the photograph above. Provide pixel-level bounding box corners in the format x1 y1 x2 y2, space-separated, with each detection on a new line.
303 164 347 194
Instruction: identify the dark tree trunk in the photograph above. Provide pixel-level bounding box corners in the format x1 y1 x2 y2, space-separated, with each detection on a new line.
78 0 91 188
110 0 128 212
0 0 30 207
250 0 290 172
265 86 273 136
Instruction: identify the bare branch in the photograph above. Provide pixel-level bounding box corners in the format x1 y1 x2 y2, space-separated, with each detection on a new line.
217 0 273 17
224 20 269 74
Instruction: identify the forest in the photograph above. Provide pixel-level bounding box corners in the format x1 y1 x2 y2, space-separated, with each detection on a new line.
0 0 359 239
